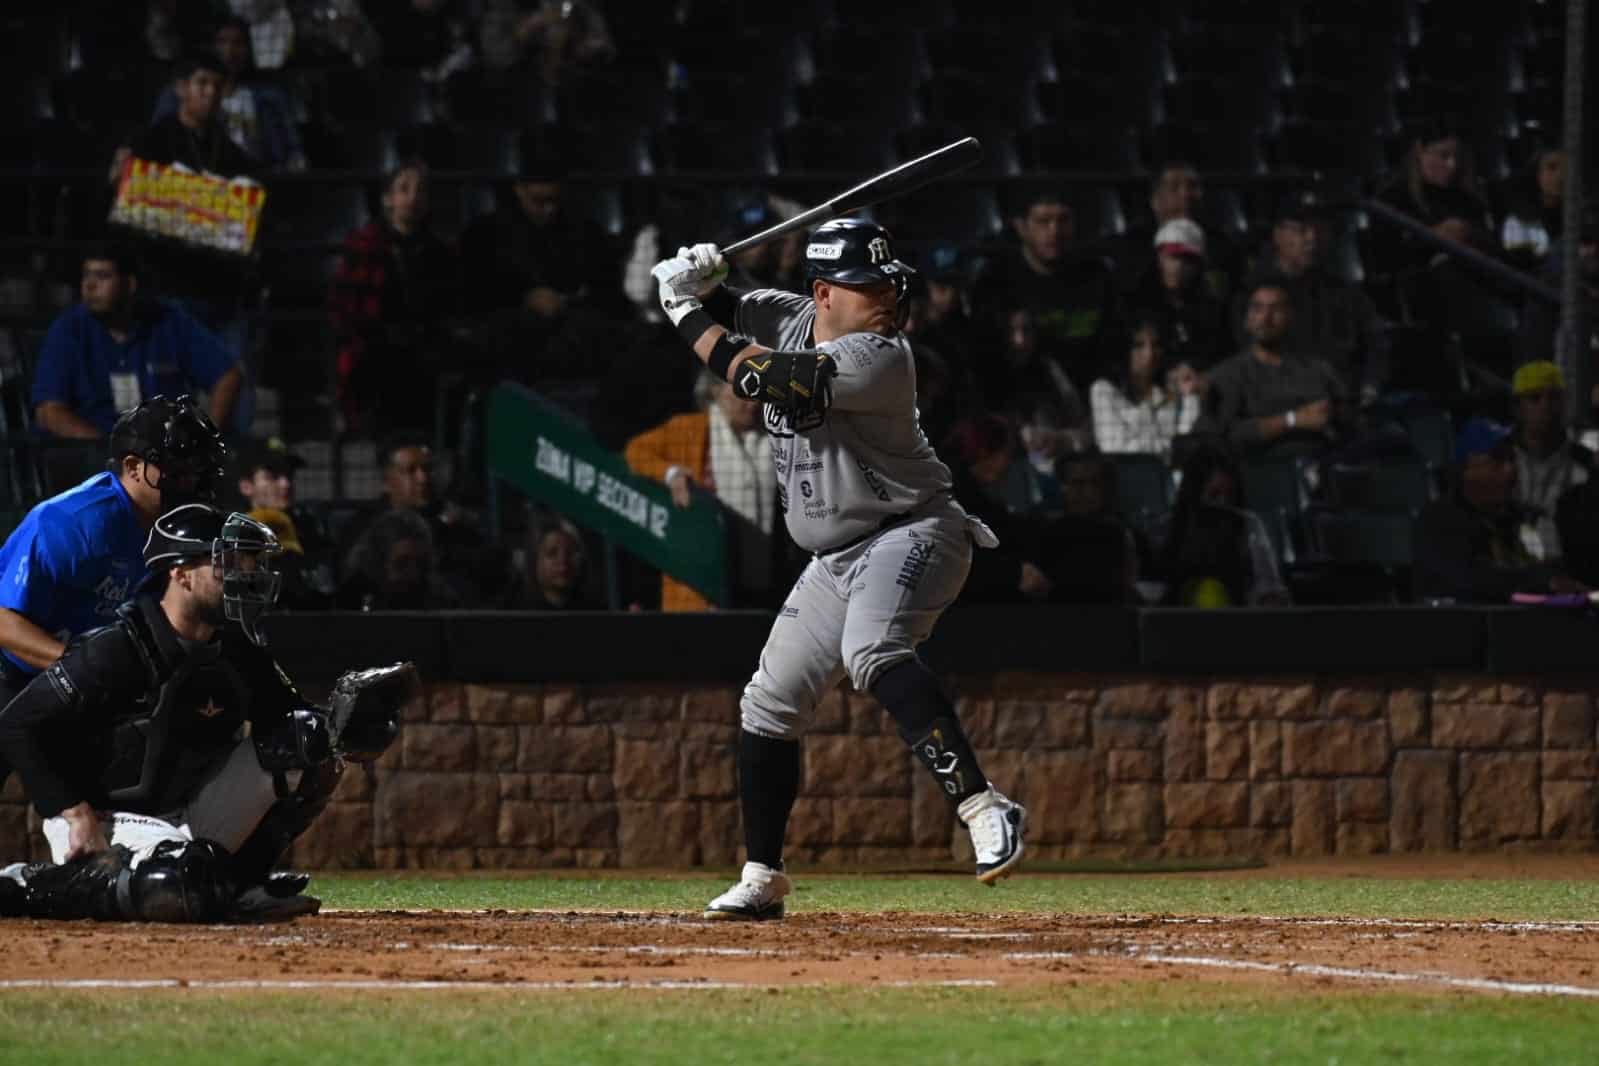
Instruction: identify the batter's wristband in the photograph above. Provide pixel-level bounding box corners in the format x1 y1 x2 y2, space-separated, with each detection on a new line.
675 308 716 346
707 332 749 382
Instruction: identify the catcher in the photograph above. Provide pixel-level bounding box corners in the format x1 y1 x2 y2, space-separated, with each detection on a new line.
0 503 414 923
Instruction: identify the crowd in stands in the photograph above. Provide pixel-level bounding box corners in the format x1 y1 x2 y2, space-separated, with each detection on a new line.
4 1 1597 611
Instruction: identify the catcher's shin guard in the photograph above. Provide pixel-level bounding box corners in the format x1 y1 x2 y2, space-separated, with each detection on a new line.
229 759 344 886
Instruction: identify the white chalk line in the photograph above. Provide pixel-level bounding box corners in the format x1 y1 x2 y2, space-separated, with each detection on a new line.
0 977 994 992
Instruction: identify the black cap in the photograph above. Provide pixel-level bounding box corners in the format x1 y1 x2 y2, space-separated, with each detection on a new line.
239 437 306 478
1276 189 1332 224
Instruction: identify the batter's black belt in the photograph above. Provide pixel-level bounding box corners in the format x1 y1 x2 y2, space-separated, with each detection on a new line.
813 492 950 558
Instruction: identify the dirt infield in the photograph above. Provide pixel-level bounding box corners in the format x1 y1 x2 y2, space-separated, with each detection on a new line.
5 903 1599 998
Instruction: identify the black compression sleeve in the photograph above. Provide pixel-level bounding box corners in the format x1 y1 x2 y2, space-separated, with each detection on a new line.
703 285 739 327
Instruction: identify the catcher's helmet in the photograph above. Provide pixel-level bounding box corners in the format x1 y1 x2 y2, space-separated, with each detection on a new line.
145 504 283 645
109 394 228 505
804 218 917 294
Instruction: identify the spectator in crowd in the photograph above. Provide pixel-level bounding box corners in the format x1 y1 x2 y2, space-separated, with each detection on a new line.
975 308 1092 455
971 185 1117 393
115 51 261 405
1508 361 1591 562
220 0 296 70
1369 120 1501 331
941 414 1054 605
902 242 981 446
624 371 779 610
340 433 503 606
719 197 806 294
292 0 383 67
479 0 615 84
1500 146 1565 273
1158 444 1289 607
146 0 221 60
1125 219 1231 375
1555 476 1599 589
328 158 461 434
1089 317 1202 460
234 437 336 608
1413 418 1583 603
338 508 459 610
371 0 477 84
1517 203 1599 371
152 16 306 172
501 511 598 610
1201 281 1352 461
459 153 623 381
1110 161 1241 301
1235 191 1389 403
1039 450 1142 604
33 246 242 440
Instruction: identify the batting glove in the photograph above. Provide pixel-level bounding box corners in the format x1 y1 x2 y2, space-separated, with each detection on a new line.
651 243 729 327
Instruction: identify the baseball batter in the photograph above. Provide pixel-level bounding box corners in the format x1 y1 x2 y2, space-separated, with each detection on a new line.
652 218 1026 921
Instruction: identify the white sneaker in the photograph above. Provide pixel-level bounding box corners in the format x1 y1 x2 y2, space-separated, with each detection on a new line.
959 788 1026 885
703 861 792 921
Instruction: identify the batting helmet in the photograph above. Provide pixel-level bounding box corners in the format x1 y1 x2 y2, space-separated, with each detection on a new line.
804 218 917 296
145 504 283 646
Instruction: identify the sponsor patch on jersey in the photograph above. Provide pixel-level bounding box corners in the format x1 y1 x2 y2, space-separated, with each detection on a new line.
806 243 843 260
895 541 935 592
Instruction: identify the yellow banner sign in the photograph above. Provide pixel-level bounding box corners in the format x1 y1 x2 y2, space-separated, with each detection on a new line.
109 157 266 256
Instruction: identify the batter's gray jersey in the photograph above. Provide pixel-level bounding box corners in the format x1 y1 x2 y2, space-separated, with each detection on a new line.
735 289 953 554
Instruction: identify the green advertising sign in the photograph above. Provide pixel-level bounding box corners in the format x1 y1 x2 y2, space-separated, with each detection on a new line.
485 383 730 605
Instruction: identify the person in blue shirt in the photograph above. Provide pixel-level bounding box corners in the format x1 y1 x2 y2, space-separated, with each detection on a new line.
0 395 227 710
32 245 243 440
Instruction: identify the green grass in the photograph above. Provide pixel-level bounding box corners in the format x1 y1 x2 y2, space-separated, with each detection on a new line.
1 985 1595 1065
314 870 1599 921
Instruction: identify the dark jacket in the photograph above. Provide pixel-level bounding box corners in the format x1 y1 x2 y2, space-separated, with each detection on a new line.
970 249 1118 391
0 595 305 819
1233 253 1390 394
1413 494 1555 604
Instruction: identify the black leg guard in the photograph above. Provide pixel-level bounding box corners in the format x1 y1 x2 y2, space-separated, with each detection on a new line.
17 840 235 923
739 730 799 869
872 660 988 804
229 759 345 886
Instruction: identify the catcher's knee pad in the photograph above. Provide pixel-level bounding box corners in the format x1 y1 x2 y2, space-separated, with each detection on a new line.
121 838 236 923
19 839 234 923
230 759 345 886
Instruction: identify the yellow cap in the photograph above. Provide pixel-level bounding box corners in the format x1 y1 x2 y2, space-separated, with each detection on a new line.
248 507 304 555
1512 360 1565 396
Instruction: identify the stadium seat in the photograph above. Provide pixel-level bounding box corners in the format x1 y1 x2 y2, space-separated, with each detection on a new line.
674 71 794 127
1241 457 1312 562
656 122 777 176
1036 75 1157 127
897 123 1019 177
1268 121 1385 179
318 121 395 171
265 249 342 311
1146 122 1266 174
447 70 554 126
877 182 1001 243
796 75 916 128
1052 24 1163 83
1305 507 1416 568
1382 325 1469 399
452 124 520 174
811 25 930 83
566 122 656 176
320 68 435 124
777 121 895 175
1070 186 1129 240
1161 76 1277 126
1167 26 1289 88
1326 461 1437 512
1108 453 1173 526
923 27 1050 84
919 72 1035 127
1016 123 1142 173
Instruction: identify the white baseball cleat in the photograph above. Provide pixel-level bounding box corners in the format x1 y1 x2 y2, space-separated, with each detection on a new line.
703 861 792 921
959 788 1027 885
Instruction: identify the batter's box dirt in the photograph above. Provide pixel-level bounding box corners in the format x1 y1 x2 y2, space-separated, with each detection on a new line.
4 911 1599 998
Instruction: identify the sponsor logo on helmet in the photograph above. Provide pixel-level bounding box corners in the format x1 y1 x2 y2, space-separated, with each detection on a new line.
868 237 891 264
806 242 844 260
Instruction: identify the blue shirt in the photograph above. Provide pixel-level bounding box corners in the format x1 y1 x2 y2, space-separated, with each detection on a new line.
0 472 148 675
32 301 238 434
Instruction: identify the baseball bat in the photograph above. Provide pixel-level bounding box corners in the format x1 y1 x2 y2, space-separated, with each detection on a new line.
720 137 984 256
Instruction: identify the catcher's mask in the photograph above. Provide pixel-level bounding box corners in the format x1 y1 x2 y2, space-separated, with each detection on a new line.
145 504 283 645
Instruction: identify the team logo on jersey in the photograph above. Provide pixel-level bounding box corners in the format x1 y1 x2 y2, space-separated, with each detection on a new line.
868 237 891 264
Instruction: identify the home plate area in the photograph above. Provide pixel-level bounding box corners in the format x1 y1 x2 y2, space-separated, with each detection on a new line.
4 910 1599 998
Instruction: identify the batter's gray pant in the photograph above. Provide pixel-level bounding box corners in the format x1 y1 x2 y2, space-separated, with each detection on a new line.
741 499 994 740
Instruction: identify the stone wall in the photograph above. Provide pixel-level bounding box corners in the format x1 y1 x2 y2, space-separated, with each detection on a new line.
2 673 1595 868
